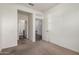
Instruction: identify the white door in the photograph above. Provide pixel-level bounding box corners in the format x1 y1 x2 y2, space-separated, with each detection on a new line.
42 15 49 41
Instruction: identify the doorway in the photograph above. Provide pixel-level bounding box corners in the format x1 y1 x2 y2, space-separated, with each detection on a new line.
35 19 42 41
18 10 28 44
18 10 34 44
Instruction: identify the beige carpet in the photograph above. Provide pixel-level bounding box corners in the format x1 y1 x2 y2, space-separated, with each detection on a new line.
1 39 79 55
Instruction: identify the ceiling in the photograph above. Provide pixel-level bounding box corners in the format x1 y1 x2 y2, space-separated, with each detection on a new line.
17 3 58 12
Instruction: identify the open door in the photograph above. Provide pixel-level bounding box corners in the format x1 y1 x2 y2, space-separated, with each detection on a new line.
35 19 42 41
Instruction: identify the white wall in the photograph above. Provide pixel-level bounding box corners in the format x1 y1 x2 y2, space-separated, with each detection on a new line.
44 4 79 52
0 6 17 49
0 10 1 51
